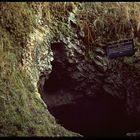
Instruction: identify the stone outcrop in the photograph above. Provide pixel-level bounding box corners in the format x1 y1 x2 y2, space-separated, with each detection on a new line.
37 3 140 136
1 2 140 137
40 6 140 114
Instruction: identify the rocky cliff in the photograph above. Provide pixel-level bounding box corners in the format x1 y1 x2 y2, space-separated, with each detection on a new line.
38 2 140 136
0 2 140 137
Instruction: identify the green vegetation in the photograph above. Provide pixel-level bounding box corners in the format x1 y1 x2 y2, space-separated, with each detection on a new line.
42 2 140 61
76 2 140 60
0 2 140 136
0 2 79 136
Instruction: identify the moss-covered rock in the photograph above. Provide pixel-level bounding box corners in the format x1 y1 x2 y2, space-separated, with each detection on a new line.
0 2 80 137
1 2 140 137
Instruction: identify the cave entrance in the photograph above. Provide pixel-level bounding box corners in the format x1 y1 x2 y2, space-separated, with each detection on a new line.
38 42 138 137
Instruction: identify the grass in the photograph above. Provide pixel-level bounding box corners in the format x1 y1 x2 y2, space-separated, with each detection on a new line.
0 2 80 136
41 2 140 60
0 34 78 136
0 2 140 136
74 2 140 59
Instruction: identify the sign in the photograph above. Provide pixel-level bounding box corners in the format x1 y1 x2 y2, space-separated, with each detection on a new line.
107 39 135 58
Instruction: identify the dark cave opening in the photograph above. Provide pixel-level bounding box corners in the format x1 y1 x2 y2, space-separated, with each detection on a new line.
40 76 137 137
38 42 140 137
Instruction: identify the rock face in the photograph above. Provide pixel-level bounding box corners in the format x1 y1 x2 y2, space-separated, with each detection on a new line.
40 40 140 136
22 12 54 90
1 2 140 137
37 3 140 136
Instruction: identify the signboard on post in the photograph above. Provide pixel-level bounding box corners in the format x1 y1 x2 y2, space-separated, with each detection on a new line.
107 39 135 58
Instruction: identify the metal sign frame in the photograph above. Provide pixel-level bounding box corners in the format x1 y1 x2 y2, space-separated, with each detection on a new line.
107 39 135 58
